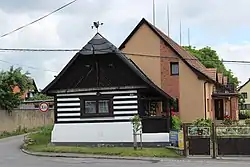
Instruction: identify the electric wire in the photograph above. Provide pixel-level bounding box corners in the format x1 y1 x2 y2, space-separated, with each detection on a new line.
0 0 78 38
0 46 249 74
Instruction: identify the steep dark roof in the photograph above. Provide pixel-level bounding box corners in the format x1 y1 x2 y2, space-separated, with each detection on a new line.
32 79 38 92
42 33 173 100
119 18 217 84
238 78 250 91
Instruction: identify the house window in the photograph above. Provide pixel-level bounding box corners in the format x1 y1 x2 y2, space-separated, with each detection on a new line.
242 92 248 99
240 104 250 110
207 99 210 112
80 96 113 118
170 62 179 75
84 101 97 114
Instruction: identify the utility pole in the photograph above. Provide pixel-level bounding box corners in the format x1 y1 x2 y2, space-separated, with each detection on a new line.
167 3 170 36
188 28 190 46
179 20 182 46
153 0 156 26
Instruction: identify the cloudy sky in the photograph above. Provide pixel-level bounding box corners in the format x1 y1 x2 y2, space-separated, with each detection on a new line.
0 0 249 90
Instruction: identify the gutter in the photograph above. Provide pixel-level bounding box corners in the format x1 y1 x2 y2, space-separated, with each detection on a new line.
204 81 208 119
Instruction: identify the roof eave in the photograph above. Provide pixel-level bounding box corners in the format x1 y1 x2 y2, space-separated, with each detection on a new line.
238 78 250 91
42 52 80 94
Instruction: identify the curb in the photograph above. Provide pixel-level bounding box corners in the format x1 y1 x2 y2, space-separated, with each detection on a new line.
21 147 250 163
20 144 250 163
20 147 167 162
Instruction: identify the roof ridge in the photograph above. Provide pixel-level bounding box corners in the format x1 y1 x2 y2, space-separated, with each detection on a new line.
42 32 173 99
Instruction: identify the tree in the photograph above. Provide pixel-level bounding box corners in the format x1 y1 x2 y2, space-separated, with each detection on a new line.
27 93 53 101
0 66 33 112
183 46 239 86
239 94 245 109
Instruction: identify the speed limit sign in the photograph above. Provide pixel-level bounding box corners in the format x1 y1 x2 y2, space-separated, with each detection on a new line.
39 102 49 113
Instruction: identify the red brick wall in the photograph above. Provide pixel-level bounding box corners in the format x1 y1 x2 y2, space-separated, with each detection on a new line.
160 40 180 99
231 97 239 120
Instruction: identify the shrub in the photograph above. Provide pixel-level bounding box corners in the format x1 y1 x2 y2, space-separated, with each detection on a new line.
171 112 182 130
130 115 142 134
222 115 233 125
192 118 212 127
245 118 250 125
239 110 250 119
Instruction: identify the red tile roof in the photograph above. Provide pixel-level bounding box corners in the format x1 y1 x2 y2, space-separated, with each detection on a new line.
206 68 217 81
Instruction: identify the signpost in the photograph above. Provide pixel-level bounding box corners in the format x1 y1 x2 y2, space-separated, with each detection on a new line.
39 102 49 126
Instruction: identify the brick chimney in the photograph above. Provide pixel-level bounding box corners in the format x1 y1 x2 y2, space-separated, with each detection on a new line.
217 73 223 84
223 76 228 85
206 68 217 80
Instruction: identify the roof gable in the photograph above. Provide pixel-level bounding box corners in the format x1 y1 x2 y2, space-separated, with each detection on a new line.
42 33 173 100
238 78 250 91
119 18 216 84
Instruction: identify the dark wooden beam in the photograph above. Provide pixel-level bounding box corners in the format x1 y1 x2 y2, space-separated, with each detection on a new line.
140 97 164 101
48 86 147 94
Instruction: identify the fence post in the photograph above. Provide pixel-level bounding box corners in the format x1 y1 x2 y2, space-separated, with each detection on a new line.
183 123 188 157
211 122 217 159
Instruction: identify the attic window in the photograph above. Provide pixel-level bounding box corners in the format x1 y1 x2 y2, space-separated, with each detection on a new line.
170 62 179 75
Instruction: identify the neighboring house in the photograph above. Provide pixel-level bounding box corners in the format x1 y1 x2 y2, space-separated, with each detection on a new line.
119 18 239 123
12 79 39 100
238 78 250 110
42 33 174 146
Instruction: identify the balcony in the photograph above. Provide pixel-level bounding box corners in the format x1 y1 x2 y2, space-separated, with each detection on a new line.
212 83 238 97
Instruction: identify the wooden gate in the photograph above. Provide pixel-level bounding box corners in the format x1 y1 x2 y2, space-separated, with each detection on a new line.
216 125 250 156
185 125 212 156
183 123 250 157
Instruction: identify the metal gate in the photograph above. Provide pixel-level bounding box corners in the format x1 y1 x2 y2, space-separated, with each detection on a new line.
185 125 212 156
216 125 250 156
183 123 250 158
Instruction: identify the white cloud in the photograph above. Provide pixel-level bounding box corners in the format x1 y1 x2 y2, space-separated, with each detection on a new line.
213 43 250 85
0 0 250 89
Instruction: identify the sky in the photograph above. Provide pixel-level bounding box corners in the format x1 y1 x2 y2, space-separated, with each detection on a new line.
0 0 249 90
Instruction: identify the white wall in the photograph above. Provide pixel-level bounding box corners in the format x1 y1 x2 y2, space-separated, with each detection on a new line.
53 89 170 144
56 90 138 123
52 123 169 143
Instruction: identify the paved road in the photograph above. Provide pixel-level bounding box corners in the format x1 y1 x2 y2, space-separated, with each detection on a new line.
1 135 250 167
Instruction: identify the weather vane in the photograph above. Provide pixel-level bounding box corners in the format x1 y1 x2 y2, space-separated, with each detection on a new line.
91 21 103 33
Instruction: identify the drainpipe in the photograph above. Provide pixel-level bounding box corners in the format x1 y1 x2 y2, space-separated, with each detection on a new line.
204 81 208 119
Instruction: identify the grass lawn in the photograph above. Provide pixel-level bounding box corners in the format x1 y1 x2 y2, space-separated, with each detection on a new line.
0 125 52 139
24 127 181 158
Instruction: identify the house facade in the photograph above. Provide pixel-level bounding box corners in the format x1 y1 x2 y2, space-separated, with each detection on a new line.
42 33 175 146
238 78 250 110
119 18 239 123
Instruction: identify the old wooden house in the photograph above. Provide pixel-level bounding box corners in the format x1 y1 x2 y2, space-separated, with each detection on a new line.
42 33 175 146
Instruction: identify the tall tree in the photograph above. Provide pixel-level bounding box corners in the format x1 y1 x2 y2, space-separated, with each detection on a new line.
0 66 33 112
183 46 239 86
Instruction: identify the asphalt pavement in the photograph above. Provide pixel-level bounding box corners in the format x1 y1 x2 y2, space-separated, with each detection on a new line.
1 135 250 167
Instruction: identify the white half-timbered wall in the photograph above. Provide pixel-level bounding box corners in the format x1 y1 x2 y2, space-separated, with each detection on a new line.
55 89 138 123
51 89 169 144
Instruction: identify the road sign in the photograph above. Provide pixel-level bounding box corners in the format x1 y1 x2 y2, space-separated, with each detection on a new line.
39 102 49 113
